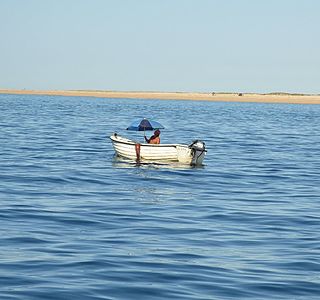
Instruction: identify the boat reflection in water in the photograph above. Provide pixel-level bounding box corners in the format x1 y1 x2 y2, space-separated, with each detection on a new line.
111 154 205 170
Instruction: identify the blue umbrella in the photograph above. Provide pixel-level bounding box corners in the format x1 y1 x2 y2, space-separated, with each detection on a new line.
126 118 164 131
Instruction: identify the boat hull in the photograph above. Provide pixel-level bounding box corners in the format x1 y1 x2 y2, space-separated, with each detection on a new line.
110 134 205 164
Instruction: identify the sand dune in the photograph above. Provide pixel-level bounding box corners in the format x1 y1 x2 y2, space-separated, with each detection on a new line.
1 89 319 105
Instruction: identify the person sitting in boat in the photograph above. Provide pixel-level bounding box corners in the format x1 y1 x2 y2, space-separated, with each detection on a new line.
145 129 160 144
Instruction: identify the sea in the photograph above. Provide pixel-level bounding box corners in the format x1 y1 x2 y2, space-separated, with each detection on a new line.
0 94 319 300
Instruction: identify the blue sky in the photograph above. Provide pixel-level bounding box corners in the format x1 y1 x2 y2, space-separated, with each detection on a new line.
1 0 319 93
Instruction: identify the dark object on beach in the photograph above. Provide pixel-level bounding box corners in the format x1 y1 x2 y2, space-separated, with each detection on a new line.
211 92 215 96
238 93 243 96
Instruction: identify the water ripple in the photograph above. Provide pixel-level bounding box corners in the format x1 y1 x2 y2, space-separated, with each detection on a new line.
1 95 320 299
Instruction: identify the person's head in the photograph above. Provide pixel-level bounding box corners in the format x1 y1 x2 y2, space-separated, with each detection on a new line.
154 129 161 136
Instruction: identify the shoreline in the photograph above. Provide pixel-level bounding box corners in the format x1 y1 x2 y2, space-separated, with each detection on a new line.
1 89 320 105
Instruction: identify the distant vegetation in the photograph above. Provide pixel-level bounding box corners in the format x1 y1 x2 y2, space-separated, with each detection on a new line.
262 92 310 96
211 91 315 96
211 92 244 96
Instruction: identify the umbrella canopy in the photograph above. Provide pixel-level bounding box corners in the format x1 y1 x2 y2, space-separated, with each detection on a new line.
126 118 164 131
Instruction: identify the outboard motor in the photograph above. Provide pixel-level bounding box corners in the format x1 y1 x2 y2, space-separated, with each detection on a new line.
189 140 206 166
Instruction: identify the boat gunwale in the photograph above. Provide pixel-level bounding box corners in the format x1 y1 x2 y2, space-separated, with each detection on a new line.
110 135 187 148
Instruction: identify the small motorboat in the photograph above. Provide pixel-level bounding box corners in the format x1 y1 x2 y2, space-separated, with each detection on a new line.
110 133 206 166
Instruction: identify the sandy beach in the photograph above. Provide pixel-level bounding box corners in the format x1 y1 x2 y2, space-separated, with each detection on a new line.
0 89 319 105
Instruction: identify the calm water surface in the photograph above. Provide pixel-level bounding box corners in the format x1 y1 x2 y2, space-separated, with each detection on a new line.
0 94 320 299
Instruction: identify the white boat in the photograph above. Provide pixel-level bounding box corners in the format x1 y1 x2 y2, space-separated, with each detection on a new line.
110 133 206 165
